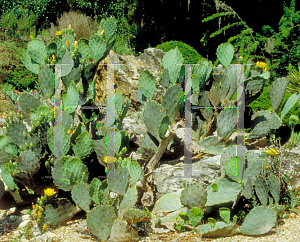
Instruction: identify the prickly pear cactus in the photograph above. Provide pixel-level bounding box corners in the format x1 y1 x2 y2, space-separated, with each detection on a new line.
239 206 276 235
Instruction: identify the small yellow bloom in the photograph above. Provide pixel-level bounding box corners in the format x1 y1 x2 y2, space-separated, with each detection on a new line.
100 29 104 36
69 24 72 29
104 156 115 163
267 149 277 155
44 188 56 196
74 41 78 47
39 206 44 212
52 54 56 62
3 112 7 118
38 211 43 218
42 223 47 231
56 31 62 36
265 163 269 169
66 40 70 46
32 204 36 210
256 61 267 69
67 129 71 134
72 130 75 134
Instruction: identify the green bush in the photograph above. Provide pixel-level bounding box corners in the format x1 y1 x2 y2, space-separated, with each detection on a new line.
156 40 203 64
4 65 38 91
0 9 37 40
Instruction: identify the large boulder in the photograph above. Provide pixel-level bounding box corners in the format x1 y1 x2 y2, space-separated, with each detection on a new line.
94 48 166 112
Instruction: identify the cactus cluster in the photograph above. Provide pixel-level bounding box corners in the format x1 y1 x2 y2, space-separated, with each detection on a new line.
0 15 297 240
169 144 283 237
187 42 297 153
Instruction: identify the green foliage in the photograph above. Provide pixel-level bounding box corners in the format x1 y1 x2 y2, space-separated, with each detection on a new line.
0 8 38 40
0 83 15 97
156 40 203 64
4 66 38 91
202 0 300 83
111 35 135 56
247 79 300 127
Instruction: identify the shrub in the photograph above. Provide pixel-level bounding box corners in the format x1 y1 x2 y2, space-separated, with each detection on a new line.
4 65 38 91
156 40 203 64
43 9 101 43
0 40 25 85
0 8 37 40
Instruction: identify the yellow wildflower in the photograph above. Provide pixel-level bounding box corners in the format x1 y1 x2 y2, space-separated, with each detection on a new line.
32 204 36 210
52 54 56 62
39 206 44 212
44 188 56 196
267 149 277 155
74 41 78 47
42 223 47 231
66 40 70 46
67 129 71 134
104 156 115 164
69 24 72 29
256 61 267 69
56 31 62 36
100 29 104 36
72 130 75 134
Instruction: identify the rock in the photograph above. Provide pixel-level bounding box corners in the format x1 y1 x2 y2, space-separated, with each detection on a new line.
34 232 57 242
152 155 222 201
17 220 31 230
94 48 166 112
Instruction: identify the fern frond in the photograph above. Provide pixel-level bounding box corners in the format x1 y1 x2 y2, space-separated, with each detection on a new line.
209 22 243 38
202 12 236 23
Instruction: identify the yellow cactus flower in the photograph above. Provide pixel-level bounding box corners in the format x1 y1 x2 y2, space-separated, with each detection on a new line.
42 223 47 231
66 40 70 46
100 29 104 36
56 31 62 36
267 149 277 155
37 211 43 218
104 156 115 164
52 54 56 62
265 163 269 169
67 129 71 134
44 188 56 196
256 61 267 69
69 24 72 29
74 41 78 47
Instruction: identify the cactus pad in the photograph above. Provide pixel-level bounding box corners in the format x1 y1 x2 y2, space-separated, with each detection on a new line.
180 183 207 209
86 205 117 241
239 206 276 235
